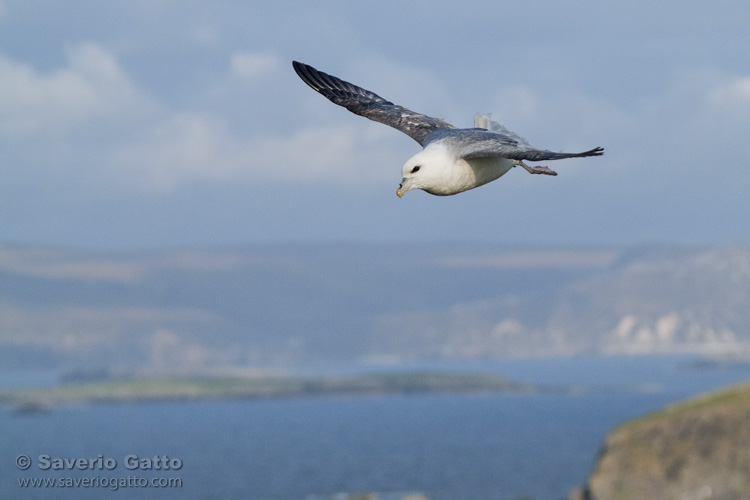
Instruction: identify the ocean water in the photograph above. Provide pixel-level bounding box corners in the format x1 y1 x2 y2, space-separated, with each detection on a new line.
2 355 750 500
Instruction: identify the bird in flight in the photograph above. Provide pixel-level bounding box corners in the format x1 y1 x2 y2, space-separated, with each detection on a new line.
293 61 603 197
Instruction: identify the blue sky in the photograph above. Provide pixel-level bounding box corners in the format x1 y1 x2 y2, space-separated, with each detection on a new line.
1 1 749 249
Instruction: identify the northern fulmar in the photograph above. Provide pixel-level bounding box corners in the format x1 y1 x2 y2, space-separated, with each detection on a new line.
293 61 603 197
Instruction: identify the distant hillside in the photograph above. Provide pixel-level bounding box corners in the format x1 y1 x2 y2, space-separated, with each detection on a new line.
573 381 750 500
1 243 749 371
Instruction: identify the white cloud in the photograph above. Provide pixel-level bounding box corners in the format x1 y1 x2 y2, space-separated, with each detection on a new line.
709 76 750 108
112 112 400 192
485 67 750 186
690 74 750 169
0 43 405 194
114 112 236 191
491 85 541 121
707 76 750 122
641 70 750 166
0 43 149 138
230 51 282 80
250 120 400 183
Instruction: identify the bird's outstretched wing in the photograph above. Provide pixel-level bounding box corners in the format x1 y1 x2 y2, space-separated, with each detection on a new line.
293 61 454 146
447 129 604 162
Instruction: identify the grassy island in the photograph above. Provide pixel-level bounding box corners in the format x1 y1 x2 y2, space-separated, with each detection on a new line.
0 371 534 409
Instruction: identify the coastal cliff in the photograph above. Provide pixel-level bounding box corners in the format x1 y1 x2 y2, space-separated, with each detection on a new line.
573 382 750 500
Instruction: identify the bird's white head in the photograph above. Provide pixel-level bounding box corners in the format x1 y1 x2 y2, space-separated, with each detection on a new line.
396 147 454 197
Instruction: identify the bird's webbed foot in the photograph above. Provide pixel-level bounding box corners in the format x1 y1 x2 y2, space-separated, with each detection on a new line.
516 161 558 176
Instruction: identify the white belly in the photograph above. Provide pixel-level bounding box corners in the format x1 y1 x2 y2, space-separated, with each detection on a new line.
449 156 513 194
411 141 515 196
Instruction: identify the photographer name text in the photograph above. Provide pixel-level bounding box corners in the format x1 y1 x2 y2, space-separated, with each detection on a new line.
18 454 182 471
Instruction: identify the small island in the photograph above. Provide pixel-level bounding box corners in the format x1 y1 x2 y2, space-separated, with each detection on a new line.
0 371 534 409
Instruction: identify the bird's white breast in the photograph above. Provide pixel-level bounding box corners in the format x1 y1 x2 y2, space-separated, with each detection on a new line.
414 141 514 196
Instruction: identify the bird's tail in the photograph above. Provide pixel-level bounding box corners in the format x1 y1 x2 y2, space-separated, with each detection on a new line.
474 113 533 148
473 113 492 130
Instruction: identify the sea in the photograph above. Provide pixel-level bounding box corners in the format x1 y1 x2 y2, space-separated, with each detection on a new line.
2 354 750 500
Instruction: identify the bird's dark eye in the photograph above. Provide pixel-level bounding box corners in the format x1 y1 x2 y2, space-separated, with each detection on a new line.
410 166 421 174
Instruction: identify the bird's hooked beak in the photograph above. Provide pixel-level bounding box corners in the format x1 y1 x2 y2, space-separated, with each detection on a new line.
396 177 412 198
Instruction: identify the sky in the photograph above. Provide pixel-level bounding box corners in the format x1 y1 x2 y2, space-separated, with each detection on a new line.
1 0 749 250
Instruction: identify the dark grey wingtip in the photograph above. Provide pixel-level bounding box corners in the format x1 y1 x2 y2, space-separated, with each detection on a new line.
292 61 322 92
292 61 362 98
